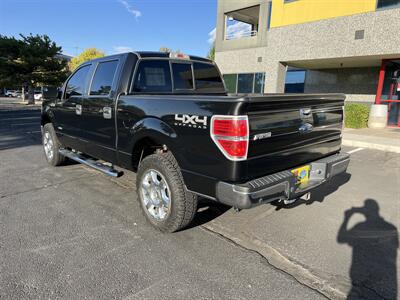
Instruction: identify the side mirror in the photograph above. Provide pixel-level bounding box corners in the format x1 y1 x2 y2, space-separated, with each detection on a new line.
57 90 63 100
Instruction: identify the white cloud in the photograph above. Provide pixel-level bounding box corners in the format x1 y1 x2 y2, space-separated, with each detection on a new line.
118 0 142 19
208 28 216 44
61 51 74 57
226 21 252 39
207 21 253 44
113 46 134 53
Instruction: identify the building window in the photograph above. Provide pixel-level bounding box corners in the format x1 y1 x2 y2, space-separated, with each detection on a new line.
238 74 254 93
377 0 400 9
223 73 265 94
376 59 400 127
254 73 265 93
267 2 272 30
224 6 260 40
285 70 306 93
223 74 237 93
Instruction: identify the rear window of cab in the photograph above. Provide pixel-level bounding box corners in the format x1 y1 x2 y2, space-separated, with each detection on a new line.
132 59 225 94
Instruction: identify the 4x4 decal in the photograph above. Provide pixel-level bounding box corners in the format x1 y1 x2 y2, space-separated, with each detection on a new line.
174 114 207 129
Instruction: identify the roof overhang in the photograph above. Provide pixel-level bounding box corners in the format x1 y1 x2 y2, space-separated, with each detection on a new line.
286 54 400 69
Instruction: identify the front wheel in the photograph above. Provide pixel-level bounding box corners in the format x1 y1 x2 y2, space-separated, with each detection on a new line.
42 123 66 166
136 152 198 233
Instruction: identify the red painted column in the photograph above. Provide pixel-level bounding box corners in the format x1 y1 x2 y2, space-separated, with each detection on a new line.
375 60 386 104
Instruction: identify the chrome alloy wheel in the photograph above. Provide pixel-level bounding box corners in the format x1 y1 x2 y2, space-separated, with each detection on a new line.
140 169 171 221
43 131 54 161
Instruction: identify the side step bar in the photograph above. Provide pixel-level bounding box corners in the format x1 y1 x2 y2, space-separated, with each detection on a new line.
59 149 123 178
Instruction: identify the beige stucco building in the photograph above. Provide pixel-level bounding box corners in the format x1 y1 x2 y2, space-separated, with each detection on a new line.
215 0 400 126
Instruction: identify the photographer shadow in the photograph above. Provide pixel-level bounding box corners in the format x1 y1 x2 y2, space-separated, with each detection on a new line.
337 199 398 299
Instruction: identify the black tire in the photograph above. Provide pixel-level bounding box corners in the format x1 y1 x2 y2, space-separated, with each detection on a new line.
136 152 198 233
42 123 66 166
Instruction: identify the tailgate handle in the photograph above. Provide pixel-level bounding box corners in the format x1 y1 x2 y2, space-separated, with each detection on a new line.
300 108 312 118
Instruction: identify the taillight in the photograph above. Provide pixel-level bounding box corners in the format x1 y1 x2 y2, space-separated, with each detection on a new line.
210 115 249 161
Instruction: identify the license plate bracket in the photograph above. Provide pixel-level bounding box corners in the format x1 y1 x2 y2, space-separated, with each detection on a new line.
291 165 310 185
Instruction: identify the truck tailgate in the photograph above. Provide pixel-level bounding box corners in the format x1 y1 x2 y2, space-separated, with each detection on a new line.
244 94 345 179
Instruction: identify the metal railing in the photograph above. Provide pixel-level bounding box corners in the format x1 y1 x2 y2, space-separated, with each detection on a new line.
225 30 258 40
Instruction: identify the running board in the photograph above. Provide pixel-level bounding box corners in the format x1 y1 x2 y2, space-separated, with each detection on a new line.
59 149 123 178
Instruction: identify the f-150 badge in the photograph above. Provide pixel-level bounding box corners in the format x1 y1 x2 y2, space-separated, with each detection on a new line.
253 132 272 141
174 114 207 129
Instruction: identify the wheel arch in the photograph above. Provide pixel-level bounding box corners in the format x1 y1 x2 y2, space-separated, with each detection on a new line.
41 112 52 126
131 136 164 171
128 117 179 171
41 104 55 127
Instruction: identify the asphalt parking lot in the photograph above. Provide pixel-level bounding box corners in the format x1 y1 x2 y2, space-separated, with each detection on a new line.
0 99 399 299
0 100 324 299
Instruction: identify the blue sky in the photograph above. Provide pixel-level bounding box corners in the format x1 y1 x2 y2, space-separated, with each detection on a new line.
0 0 217 57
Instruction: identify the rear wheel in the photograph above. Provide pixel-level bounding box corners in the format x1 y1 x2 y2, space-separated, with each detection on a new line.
136 152 197 233
42 123 66 166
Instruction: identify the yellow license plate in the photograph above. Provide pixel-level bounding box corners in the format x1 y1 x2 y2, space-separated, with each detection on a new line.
291 165 310 184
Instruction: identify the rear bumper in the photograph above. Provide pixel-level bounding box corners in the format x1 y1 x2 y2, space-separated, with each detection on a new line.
216 153 350 209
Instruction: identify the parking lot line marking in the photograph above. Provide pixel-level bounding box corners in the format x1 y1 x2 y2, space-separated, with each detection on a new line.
347 147 364 154
1 117 40 121
11 122 39 126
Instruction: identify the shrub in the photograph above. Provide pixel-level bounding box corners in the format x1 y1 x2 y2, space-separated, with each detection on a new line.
344 103 370 129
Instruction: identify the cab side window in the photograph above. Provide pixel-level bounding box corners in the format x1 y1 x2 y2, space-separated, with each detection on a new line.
65 65 91 99
90 60 118 96
132 60 172 93
172 63 193 90
193 62 225 92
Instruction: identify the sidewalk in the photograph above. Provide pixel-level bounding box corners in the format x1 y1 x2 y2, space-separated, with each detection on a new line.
342 127 400 153
203 148 399 299
0 97 42 110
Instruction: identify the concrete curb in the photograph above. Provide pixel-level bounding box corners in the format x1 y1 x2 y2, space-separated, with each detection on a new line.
203 222 351 300
342 138 400 153
15 101 42 106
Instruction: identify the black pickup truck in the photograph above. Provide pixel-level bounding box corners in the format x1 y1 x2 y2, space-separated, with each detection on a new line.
41 51 349 232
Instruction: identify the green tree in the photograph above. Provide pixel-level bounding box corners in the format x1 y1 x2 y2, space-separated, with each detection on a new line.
0 34 69 104
69 48 105 71
207 43 215 60
0 36 21 88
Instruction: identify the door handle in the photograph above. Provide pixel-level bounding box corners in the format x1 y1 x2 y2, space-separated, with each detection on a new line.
300 108 312 118
75 104 82 115
103 107 112 119
299 122 313 134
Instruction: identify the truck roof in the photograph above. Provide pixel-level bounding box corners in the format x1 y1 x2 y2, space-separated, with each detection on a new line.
86 51 213 64
136 51 212 63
